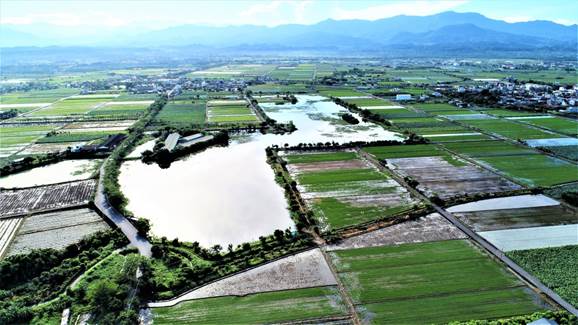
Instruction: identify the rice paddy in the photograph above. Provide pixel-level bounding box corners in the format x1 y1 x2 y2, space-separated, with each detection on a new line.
285 151 417 229
329 240 546 324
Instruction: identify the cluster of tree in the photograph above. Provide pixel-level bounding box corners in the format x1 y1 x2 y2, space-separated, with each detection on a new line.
0 108 18 120
70 252 146 324
146 231 314 300
341 113 360 124
332 97 393 126
102 96 167 213
448 310 576 325
141 130 229 168
0 230 128 324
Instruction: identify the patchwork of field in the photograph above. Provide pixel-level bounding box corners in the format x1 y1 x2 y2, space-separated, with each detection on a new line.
0 179 96 217
206 99 259 124
247 83 309 94
454 204 577 232
0 88 79 105
155 99 206 125
480 224 578 251
387 155 521 199
284 151 417 229
516 117 578 137
189 64 277 79
6 208 110 256
441 141 578 187
152 286 348 324
150 248 336 307
271 64 316 81
329 240 546 324
29 98 106 116
88 100 151 119
327 213 466 251
317 87 368 98
458 118 559 140
0 124 62 158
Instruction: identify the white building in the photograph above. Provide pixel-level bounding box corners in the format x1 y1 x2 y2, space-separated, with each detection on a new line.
396 94 412 101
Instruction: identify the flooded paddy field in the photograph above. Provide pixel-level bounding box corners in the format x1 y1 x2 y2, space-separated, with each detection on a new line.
327 213 466 251
0 179 96 217
479 224 578 252
0 159 100 188
328 239 547 324
0 217 22 258
120 95 400 246
283 150 417 230
386 156 521 199
152 286 348 325
5 208 110 257
454 205 577 232
150 248 336 306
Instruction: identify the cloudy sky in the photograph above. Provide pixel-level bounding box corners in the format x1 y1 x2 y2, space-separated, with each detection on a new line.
2 0 577 31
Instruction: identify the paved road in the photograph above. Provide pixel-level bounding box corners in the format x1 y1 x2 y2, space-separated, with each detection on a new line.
359 149 578 316
95 164 152 257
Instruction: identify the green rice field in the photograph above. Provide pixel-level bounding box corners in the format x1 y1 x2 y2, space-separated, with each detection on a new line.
517 117 578 136
152 286 348 324
461 119 557 140
156 100 206 125
363 144 445 159
330 240 545 324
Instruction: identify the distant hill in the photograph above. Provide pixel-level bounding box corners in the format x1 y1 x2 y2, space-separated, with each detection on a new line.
1 11 576 58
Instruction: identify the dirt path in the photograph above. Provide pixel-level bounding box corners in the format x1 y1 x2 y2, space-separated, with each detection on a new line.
319 248 360 325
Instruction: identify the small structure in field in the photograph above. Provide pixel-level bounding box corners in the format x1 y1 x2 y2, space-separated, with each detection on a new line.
396 94 412 101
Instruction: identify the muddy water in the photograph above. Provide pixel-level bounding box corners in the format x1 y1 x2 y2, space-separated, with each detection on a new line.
0 159 100 188
119 95 401 247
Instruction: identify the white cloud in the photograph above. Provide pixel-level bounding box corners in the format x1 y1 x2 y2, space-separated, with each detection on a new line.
1 12 129 27
500 15 534 23
332 0 468 21
239 1 284 18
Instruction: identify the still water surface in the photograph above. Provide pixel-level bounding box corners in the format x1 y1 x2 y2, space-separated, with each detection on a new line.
0 159 100 188
119 95 401 246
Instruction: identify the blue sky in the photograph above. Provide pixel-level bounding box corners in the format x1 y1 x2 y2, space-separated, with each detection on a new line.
2 0 577 30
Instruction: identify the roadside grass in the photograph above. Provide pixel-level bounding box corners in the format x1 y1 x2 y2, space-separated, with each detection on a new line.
152 286 348 324
330 240 544 324
507 245 578 307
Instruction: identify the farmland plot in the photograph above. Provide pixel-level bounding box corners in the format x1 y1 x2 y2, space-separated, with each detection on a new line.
30 98 107 116
329 240 546 324
149 248 336 307
453 205 577 232
0 179 96 217
0 217 23 258
152 286 348 325
327 213 466 251
155 99 206 125
285 151 417 229
6 208 110 256
479 224 578 251
206 99 258 124
386 156 521 199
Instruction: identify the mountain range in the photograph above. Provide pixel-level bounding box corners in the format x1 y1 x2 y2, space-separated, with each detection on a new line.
1 11 576 57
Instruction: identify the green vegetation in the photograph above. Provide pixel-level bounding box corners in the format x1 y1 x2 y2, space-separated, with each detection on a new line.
0 88 79 104
363 144 444 159
507 245 578 307
330 240 544 324
155 100 206 125
449 310 576 325
442 140 536 157
153 286 347 324
0 230 129 324
540 145 578 161
317 87 366 97
518 117 578 136
461 119 557 140
283 151 357 164
477 154 577 186
30 98 105 116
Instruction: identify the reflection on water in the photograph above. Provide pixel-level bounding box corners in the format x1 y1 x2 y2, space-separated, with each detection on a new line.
0 159 100 188
119 95 401 246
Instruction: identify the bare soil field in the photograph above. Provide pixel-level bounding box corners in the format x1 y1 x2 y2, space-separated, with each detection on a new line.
149 248 337 307
20 142 87 154
327 213 466 251
387 156 521 199
454 205 578 232
6 208 109 256
287 159 369 173
0 179 96 217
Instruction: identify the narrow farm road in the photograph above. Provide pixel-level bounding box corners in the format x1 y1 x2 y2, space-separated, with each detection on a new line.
95 164 152 257
358 148 578 317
